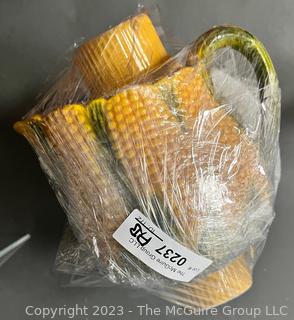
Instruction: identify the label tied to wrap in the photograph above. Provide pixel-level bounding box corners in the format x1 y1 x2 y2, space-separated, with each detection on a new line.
113 209 212 282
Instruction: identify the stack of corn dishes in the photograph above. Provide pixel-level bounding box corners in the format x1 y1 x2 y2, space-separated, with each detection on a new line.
14 13 279 309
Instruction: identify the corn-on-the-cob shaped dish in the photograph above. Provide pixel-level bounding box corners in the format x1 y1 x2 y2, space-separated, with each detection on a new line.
74 13 168 97
158 255 252 309
14 104 132 265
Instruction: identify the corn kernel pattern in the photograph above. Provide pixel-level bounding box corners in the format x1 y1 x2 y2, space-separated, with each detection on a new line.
74 14 168 97
161 255 252 309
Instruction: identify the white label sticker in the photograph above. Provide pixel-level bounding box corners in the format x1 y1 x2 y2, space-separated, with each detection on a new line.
113 209 212 282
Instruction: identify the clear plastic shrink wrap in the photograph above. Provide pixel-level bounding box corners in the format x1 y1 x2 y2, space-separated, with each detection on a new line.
14 9 280 310
0 234 30 267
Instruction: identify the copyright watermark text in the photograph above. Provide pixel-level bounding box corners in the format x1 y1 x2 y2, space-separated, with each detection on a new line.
25 303 289 318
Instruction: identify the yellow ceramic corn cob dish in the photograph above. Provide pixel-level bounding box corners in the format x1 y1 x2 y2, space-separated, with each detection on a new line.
74 13 168 97
158 255 252 309
15 105 129 264
87 86 200 247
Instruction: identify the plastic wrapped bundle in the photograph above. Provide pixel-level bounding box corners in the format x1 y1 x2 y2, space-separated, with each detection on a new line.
14 11 280 310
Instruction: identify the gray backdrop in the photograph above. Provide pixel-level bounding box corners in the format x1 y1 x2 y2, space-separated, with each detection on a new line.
0 0 293 319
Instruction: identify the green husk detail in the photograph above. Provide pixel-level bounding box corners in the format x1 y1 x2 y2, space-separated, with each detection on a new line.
87 98 109 145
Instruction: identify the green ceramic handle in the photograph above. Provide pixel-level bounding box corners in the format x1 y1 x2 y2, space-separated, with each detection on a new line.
188 25 280 154
188 25 278 101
